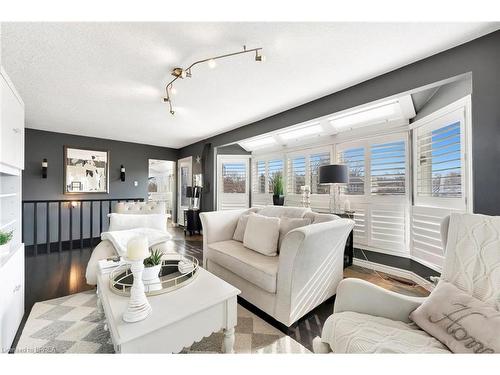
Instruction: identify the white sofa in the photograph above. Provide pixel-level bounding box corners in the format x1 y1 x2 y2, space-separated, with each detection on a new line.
85 201 170 285
200 206 355 327
313 213 500 353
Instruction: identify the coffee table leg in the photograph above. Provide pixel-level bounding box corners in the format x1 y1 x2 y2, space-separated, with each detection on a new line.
223 327 235 353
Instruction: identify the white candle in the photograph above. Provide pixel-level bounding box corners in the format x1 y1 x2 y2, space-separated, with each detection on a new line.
127 236 149 260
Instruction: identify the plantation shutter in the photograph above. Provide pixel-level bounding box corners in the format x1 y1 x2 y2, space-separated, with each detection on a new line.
256 160 266 193
338 147 365 195
287 156 306 194
268 159 284 193
309 152 331 194
370 141 406 195
416 121 462 199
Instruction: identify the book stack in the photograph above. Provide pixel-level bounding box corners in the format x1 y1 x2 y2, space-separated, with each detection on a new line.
178 259 194 274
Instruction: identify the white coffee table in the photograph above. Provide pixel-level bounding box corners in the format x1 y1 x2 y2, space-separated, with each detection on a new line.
96 266 240 353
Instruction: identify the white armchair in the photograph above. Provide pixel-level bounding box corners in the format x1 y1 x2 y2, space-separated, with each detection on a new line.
313 212 500 353
200 207 355 327
85 201 170 285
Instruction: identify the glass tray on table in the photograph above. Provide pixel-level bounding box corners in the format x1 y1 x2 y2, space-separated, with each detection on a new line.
109 254 199 297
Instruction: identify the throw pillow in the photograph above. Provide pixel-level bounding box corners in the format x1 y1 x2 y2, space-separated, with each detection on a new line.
108 213 167 232
409 281 500 353
243 213 280 256
278 217 311 250
233 213 253 242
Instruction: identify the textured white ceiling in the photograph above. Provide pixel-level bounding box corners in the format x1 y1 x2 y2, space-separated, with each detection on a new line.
1 22 498 148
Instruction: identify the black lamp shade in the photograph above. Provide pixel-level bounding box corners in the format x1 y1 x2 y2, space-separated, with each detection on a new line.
319 164 349 184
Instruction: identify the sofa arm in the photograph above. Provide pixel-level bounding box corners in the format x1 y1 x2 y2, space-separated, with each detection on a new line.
275 218 355 325
334 278 427 323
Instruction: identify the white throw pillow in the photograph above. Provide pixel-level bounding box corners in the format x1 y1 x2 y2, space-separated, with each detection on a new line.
108 213 167 232
233 213 253 242
278 217 311 250
410 281 500 353
243 214 280 256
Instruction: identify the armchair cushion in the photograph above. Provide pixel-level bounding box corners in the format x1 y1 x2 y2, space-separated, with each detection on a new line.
258 206 310 218
325 311 450 353
243 214 280 256
108 213 167 231
278 217 311 249
207 240 279 293
410 281 500 353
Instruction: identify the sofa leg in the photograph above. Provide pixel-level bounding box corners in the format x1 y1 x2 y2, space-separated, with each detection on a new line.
312 336 331 353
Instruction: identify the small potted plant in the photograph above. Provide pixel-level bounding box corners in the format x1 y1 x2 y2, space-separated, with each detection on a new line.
143 249 163 282
0 230 13 255
271 173 285 206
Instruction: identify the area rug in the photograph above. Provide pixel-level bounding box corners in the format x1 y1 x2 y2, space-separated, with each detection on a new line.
16 290 310 354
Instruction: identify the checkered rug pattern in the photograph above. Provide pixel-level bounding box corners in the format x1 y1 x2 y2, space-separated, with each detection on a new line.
16 290 310 354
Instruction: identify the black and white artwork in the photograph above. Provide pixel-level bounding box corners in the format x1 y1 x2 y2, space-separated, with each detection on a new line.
64 146 109 193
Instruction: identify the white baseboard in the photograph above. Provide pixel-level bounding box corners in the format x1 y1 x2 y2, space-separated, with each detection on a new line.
352 258 435 292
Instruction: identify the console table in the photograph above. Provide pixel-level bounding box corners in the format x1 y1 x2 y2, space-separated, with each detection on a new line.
331 210 355 268
183 209 202 236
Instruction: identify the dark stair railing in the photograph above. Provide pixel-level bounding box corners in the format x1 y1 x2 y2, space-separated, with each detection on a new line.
22 198 144 256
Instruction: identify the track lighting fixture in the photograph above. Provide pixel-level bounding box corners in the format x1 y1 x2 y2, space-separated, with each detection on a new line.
163 45 264 116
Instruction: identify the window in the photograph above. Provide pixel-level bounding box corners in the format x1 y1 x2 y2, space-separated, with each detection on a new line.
256 160 266 193
268 159 283 193
338 147 365 195
309 152 330 194
370 141 406 195
288 156 306 194
416 121 462 199
222 163 246 193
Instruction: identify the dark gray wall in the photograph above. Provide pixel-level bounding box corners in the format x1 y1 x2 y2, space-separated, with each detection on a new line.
23 128 178 245
180 30 500 215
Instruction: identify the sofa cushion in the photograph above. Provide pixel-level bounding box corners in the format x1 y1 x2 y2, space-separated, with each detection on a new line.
243 214 281 256
327 311 450 353
232 213 253 242
257 206 310 218
303 211 340 224
278 217 311 250
206 240 279 293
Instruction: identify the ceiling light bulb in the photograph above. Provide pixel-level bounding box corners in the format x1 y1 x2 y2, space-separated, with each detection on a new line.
255 52 265 62
180 70 187 79
207 59 217 69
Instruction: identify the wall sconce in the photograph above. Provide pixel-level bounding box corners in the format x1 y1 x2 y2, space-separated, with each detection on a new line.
120 165 126 182
70 201 78 208
41 158 48 178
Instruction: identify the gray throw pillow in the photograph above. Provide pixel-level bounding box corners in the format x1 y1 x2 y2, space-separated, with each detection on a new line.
409 281 500 353
233 213 253 242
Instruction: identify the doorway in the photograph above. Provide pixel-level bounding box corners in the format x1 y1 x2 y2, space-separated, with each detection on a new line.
177 156 193 225
148 159 176 220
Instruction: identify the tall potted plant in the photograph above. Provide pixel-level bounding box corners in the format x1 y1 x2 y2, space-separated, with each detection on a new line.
0 230 13 255
271 173 285 206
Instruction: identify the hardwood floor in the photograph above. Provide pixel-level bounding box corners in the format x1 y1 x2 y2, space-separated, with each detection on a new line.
13 224 428 353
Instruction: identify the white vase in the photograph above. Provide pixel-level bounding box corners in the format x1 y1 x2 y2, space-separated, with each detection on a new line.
0 243 10 256
142 264 161 281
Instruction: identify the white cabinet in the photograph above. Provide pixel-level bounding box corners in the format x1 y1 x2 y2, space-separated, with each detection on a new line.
1 67 25 171
0 66 25 352
0 245 25 351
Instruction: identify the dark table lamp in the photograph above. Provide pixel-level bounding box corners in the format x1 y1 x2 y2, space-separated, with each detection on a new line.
319 164 349 213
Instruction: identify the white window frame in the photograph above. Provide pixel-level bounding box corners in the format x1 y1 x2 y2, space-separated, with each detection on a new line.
411 100 470 211
335 132 410 256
